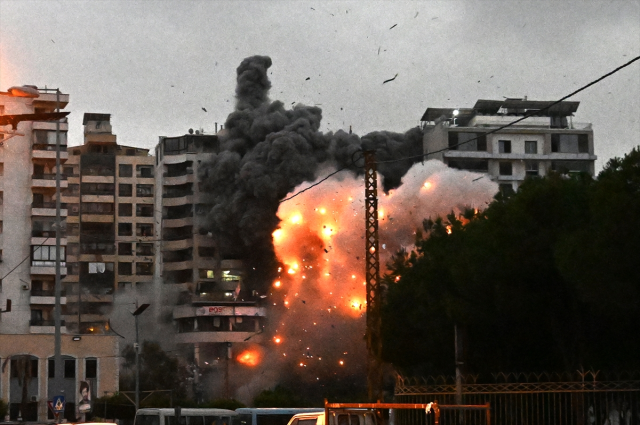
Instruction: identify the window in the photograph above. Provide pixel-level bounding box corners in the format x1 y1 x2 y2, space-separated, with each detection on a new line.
32 245 66 266
137 165 154 178
551 161 591 174
119 203 132 216
88 262 106 274
136 223 153 237
499 162 512 176
136 243 154 256
85 358 97 379
64 358 75 378
81 202 114 214
119 164 132 177
525 141 537 154
136 184 153 197
448 132 487 151
136 204 154 217
499 183 515 196
525 161 539 177
136 262 153 275
498 140 511 154
119 184 132 197
118 262 132 275
118 223 132 236
551 134 589 153
118 282 132 291
126 149 136 156
119 243 133 255
49 359 55 378
448 160 489 172
200 269 215 279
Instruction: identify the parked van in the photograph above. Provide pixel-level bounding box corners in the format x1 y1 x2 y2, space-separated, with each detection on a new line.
236 408 324 425
286 409 378 425
134 408 238 425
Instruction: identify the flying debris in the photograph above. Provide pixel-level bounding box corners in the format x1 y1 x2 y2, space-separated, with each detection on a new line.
383 74 398 84
389 24 397 29
414 12 419 18
202 107 207 112
306 77 311 80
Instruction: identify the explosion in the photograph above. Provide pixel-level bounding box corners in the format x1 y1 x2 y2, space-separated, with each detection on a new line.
236 350 261 367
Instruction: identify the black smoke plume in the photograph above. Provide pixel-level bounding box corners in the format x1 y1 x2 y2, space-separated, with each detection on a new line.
198 55 423 292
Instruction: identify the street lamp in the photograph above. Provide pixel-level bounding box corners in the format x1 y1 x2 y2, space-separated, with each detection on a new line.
132 302 150 410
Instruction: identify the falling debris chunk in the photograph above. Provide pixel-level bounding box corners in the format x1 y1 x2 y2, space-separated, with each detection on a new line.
202 107 207 112
306 77 310 80
302 300 306 304
383 73 398 84
389 24 397 29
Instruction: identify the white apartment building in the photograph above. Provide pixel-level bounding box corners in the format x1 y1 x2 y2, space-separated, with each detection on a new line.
421 98 596 193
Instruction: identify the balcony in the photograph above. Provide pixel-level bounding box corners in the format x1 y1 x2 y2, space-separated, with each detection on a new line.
32 144 69 161
29 319 68 334
32 173 68 189
162 238 193 250
30 289 67 305
66 293 114 303
32 121 69 131
163 260 193 271
31 264 67 275
31 202 67 217
174 331 265 344
163 217 194 228
163 174 195 186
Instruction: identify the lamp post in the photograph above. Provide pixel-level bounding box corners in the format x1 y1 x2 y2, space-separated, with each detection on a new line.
132 302 150 410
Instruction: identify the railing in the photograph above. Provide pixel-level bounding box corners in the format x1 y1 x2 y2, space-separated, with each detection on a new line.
33 144 68 152
30 319 66 326
395 371 640 425
31 289 66 297
32 202 68 209
32 173 68 180
31 230 60 238
163 191 194 198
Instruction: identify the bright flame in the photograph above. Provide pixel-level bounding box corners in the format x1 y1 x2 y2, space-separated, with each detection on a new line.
236 350 260 367
339 360 344 366
274 280 281 288
319 208 326 214
274 336 282 344
273 229 283 240
290 213 303 224
446 225 452 234
423 181 433 190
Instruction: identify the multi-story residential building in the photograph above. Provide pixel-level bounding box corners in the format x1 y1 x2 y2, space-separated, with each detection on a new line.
62 113 155 334
154 132 265 378
421 98 596 193
0 88 118 422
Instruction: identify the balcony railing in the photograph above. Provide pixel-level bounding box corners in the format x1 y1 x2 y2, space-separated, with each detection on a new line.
31 230 61 238
31 289 66 297
30 319 65 326
164 191 194 198
32 202 68 209
32 174 68 181
33 144 68 152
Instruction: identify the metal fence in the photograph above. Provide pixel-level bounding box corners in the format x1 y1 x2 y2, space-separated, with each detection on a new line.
394 371 640 425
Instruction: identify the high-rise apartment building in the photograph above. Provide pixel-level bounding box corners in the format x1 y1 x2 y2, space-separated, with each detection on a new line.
421 98 596 193
62 113 155 333
154 133 266 373
0 89 119 422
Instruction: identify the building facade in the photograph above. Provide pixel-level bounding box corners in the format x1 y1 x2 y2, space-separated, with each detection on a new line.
0 88 119 422
154 134 265 383
421 98 596 193
62 113 155 334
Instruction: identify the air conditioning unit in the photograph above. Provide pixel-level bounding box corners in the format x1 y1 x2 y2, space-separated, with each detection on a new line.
22 284 30 290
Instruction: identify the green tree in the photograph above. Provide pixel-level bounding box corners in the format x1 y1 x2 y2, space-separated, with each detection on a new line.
382 148 640 375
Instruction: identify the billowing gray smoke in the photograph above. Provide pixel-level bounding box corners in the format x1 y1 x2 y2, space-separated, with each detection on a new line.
199 55 424 291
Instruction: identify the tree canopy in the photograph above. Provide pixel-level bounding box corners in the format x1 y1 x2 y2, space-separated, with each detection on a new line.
382 147 640 377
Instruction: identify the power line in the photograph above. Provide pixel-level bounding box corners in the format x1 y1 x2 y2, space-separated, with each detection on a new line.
0 238 52 281
279 54 640 202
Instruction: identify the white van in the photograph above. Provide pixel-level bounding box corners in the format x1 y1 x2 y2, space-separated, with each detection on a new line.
236 408 324 425
286 410 379 425
134 408 238 425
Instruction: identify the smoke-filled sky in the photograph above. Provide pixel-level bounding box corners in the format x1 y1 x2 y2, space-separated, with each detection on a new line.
1 1 639 171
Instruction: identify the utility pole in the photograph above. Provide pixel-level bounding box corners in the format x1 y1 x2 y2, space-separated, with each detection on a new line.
132 302 150 410
364 150 383 402
53 88 64 421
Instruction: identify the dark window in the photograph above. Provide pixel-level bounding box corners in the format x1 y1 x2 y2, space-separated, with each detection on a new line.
81 202 114 214
499 184 515 196
136 262 153 275
551 134 589 153
119 184 132 197
499 162 512 176
118 262 132 275
448 132 486 151
136 223 154 237
525 161 539 176
448 160 489 172
118 243 133 255
49 358 55 378
126 149 136 156
498 140 511 154
119 203 132 217
525 141 537 154
198 247 216 258
136 243 154 256
137 165 154 178
118 223 132 236
578 134 589 153
64 358 75 378
551 161 591 174
136 184 153 197
85 358 97 379
119 164 132 177
136 204 154 217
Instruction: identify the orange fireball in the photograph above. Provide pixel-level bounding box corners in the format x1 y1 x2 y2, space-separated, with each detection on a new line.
236 350 260 367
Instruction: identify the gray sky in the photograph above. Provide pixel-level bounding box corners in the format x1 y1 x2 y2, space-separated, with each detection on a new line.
1 0 639 170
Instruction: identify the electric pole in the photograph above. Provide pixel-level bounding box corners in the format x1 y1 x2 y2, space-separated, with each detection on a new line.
364 150 383 402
